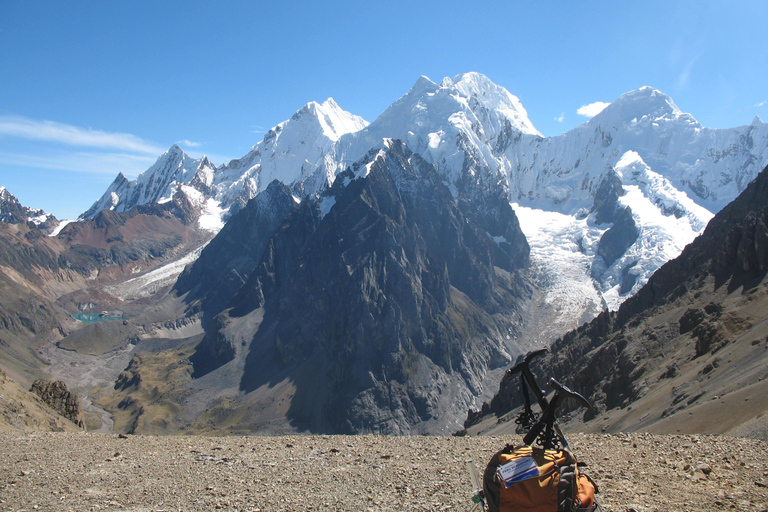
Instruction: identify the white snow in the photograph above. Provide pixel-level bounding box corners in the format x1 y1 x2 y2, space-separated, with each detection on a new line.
357 150 385 180
513 203 606 333
615 151 713 232
49 219 74 237
319 195 336 217
28 213 50 225
428 131 443 149
198 198 225 233
211 98 368 209
104 243 208 301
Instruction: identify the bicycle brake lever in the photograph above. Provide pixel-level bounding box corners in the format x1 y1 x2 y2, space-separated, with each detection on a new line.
548 378 592 410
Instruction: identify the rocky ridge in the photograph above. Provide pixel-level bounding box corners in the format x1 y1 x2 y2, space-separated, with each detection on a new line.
0 187 58 233
3 73 768 440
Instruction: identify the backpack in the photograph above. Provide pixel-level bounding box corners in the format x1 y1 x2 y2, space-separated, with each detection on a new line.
482 444 598 512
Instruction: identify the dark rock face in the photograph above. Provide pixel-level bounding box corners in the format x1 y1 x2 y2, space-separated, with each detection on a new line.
592 168 626 225
194 141 530 433
597 207 639 266
175 180 299 324
189 318 238 378
30 379 84 428
179 181 299 376
0 188 30 224
590 168 641 269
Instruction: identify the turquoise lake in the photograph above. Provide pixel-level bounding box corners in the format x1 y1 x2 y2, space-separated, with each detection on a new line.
71 313 125 325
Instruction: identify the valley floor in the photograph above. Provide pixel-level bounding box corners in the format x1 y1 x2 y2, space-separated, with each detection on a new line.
0 432 765 511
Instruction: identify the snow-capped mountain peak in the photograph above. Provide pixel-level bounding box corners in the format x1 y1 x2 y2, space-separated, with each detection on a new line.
445 72 541 137
590 86 696 128
79 145 207 220
210 98 369 213
0 186 57 230
69 71 768 365
292 98 368 142
375 72 540 137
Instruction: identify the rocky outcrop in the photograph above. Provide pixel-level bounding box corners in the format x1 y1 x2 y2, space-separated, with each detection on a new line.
29 379 84 428
597 207 640 266
592 168 625 225
114 356 143 391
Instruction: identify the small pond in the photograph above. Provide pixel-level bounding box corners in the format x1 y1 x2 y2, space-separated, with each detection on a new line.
71 312 125 325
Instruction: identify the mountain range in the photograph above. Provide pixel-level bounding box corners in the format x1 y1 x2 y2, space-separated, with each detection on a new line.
83 74 768 321
1 72 767 435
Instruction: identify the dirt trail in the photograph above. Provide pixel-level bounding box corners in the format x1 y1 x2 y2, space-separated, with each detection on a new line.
1 432 766 511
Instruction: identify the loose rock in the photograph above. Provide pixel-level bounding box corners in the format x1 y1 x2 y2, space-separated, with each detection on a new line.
0 432 766 511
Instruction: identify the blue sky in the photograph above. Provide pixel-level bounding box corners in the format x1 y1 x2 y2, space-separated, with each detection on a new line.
1 1 766 219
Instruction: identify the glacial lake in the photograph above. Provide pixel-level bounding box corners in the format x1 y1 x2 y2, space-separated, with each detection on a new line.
71 313 125 325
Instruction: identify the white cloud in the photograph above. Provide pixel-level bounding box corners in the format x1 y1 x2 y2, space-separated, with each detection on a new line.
0 150 156 178
675 55 699 90
554 113 565 123
0 115 164 155
177 139 202 148
757 101 767 108
577 101 610 118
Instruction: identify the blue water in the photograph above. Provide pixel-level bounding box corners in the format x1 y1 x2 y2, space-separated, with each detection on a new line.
72 313 125 325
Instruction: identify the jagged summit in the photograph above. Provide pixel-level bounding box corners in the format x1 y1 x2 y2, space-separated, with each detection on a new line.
444 72 541 136
77 73 768 320
0 186 56 229
13 72 768 438
80 144 208 220
0 187 25 223
292 98 368 142
212 97 369 212
166 143 184 155
180 139 528 434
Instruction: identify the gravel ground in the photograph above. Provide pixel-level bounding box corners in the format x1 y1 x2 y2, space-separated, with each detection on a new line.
1 432 767 512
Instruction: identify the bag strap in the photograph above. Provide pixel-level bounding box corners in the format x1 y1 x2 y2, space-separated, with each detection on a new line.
556 463 576 512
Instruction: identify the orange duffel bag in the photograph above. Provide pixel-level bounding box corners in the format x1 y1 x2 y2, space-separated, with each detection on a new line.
483 444 598 512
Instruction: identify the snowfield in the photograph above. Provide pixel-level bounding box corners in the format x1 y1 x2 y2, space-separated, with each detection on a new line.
513 203 606 344
103 243 208 301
